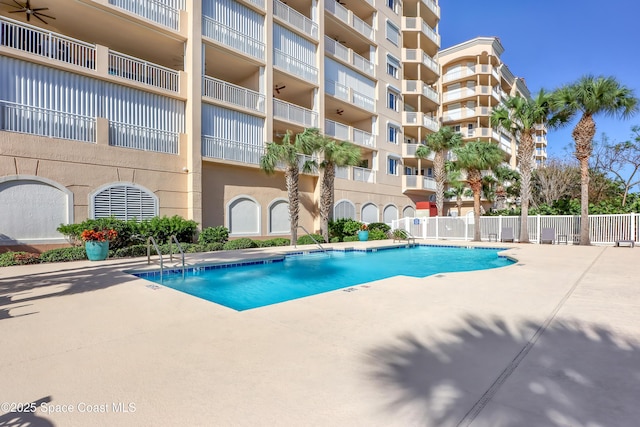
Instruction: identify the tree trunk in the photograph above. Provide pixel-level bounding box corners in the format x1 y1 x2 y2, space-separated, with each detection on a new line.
517 132 535 243
573 113 595 246
456 197 462 217
469 172 482 241
320 162 335 243
286 166 300 244
434 150 446 216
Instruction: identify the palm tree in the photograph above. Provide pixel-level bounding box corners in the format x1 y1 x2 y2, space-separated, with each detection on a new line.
490 90 552 243
415 126 463 216
302 128 361 242
260 130 316 243
453 140 504 241
551 76 638 245
492 165 520 211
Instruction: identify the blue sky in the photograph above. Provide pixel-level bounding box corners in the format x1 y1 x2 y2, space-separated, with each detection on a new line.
439 0 640 160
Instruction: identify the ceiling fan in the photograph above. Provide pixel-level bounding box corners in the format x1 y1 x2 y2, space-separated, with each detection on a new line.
2 0 55 24
274 85 286 94
336 109 344 115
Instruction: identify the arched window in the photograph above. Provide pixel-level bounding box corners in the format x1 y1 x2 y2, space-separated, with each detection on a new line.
361 203 378 223
227 196 260 235
268 199 290 235
403 206 416 217
383 204 398 223
0 176 73 244
91 183 158 220
334 199 355 220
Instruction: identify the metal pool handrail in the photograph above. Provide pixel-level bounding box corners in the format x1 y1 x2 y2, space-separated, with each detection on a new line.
297 225 326 252
170 234 185 278
147 236 163 282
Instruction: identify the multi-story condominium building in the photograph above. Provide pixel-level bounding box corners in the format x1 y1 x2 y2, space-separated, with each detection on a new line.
0 0 440 249
437 36 548 214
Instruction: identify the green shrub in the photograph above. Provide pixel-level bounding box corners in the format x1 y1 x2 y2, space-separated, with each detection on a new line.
39 247 87 263
203 242 225 252
343 236 359 242
58 218 140 249
113 244 148 258
0 251 41 267
367 222 391 233
392 229 409 240
198 226 229 245
330 237 340 243
223 238 258 250
138 215 198 244
297 234 326 245
369 229 388 240
328 218 362 241
258 238 290 247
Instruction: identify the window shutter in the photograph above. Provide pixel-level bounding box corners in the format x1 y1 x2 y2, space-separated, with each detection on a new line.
93 184 158 220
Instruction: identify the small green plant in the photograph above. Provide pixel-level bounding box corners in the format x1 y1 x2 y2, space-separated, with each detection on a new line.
258 238 290 247
392 229 409 240
367 223 391 233
198 226 229 245
138 215 198 244
0 251 41 267
223 238 259 250
39 247 87 263
297 234 326 245
343 236 359 242
369 229 388 240
328 218 362 241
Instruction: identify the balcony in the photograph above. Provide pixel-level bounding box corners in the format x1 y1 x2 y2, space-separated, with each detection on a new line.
110 122 179 154
0 16 181 94
422 0 440 18
442 106 489 122
402 112 440 132
402 17 440 48
324 37 374 77
402 143 435 160
273 99 318 128
442 64 499 84
536 148 548 158
108 0 184 31
273 0 318 40
466 127 500 142
202 76 265 113
403 80 439 105
402 49 439 77
325 119 375 149
202 136 263 165
325 1 375 42
403 175 436 193
336 166 376 183
202 16 265 60
273 49 318 84
0 100 96 143
325 79 375 112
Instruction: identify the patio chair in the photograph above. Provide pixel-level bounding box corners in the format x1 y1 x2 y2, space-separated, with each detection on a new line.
501 227 514 243
540 228 555 244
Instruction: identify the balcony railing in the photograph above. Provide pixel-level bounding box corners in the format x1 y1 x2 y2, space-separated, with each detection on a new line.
108 0 183 30
353 166 375 183
403 112 439 132
0 16 96 70
442 106 489 122
422 0 440 17
273 49 318 84
0 100 96 143
324 36 374 77
402 17 440 47
110 121 179 154
202 76 265 113
109 50 180 92
273 0 318 39
325 79 375 112
202 16 265 60
273 99 318 127
325 119 375 148
325 1 374 41
404 80 439 104
202 136 263 164
403 49 439 76
403 175 436 192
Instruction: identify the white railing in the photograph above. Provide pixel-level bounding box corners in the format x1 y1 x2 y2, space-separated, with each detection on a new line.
202 16 265 60
404 81 438 104
273 99 318 127
244 0 265 8
353 166 375 183
353 128 374 148
109 122 179 154
325 80 375 112
202 76 265 113
108 0 183 30
325 119 350 140
335 165 349 179
325 1 374 41
422 0 440 16
403 49 439 75
352 51 375 77
391 214 640 245
0 16 96 69
352 15 374 40
201 136 263 164
0 100 96 143
109 50 180 92
273 49 318 84
325 36 350 62
273 0 318 39
402 18 439 46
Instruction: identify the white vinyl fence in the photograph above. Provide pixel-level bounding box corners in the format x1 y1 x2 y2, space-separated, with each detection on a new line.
391 214 640 245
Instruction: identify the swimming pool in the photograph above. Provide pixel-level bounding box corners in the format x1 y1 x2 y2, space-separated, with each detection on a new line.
133 245 513 311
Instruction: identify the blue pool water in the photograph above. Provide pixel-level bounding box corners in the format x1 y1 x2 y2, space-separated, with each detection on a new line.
134 246 513 311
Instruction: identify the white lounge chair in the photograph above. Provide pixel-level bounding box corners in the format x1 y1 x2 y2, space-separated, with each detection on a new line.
501 227 514 243
540 228 555 244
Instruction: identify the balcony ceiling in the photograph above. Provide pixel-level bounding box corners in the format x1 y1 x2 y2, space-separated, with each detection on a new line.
0 0 185 70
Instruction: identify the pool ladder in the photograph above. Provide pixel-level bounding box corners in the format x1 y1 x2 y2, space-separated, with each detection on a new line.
297 225 327 253
146 235 186 282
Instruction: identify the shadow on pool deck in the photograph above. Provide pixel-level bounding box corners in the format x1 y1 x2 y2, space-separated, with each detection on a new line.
366 315 640 426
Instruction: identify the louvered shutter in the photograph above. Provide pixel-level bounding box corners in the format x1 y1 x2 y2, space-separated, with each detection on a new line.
92 184 158 220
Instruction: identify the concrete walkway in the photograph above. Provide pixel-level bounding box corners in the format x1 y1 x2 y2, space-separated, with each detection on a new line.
0 241 638 426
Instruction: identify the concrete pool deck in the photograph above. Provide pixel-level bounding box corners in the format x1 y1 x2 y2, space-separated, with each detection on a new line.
0 240 638 426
